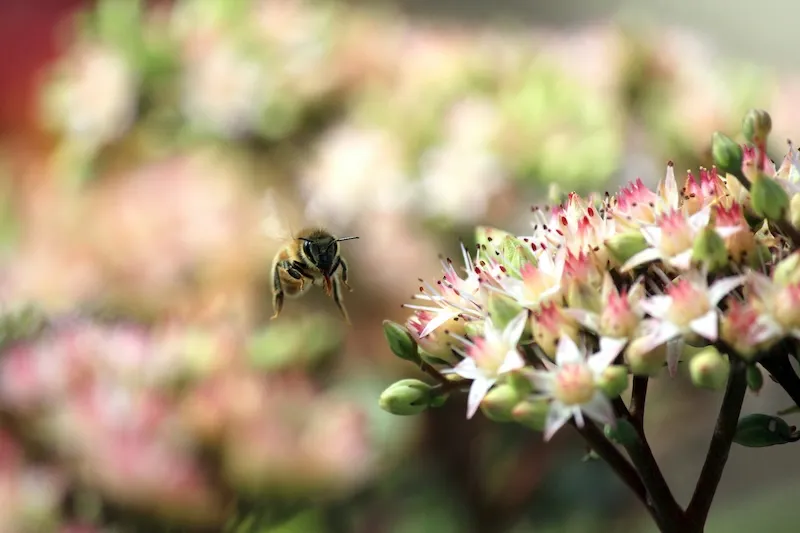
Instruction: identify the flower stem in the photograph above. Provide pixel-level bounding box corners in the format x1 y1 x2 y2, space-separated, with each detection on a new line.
759 352 800 408
573 421 660 524
630 376 648 427
685 361 747 529
613 398 686 532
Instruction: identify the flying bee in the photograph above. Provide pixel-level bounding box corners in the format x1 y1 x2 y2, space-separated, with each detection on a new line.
270 227 359 324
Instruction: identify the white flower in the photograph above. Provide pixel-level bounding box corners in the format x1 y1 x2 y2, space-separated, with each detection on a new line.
493 249 565 310
528 336 626 441
182 41 266 138
636 273 745 375
445 311 528 419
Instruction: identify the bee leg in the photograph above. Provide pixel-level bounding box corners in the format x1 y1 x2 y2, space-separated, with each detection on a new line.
271 264 285 320
332 257 353 292
332 277 351 325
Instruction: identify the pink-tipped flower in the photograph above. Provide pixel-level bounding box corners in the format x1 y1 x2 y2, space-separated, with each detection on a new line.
612 163 680 227
720 298 780 359
637 272 745 375
682 167 726 215
531 302 580 359
622 206 731 272
527 335 626 441
406 310 465 364
569 272 645 340
748 271 800 340
446 311 527 419
712 202 755 262
495 250 565 310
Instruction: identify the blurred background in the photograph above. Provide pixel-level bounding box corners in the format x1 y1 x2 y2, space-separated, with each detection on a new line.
1 1 799 532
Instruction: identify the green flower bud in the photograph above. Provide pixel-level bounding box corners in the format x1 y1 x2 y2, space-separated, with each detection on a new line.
604 231 648 266
747 243 773 270
511 399 550 431
746 364 764 394
597 365 630 398
487 293 525 331
791 193 800 230
378 379 432 416
625 337 667 377
773 252 800 286
603 418 639 446
506 370 533 397
418 349 456 368
689 348 730 390
712 132 744 177
566 282 602 314
734 413 795 447
499 235 536 273
463 320 484 338
692 226 728 272
475 226 515 249
480 384 520 422
382 320 420 363
742 109 772 144
750 175 789 222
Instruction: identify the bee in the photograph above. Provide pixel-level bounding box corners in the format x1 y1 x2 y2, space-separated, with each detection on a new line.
270 227 359 323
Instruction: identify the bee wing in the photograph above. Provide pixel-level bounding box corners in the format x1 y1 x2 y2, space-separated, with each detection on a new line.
259 188 297 244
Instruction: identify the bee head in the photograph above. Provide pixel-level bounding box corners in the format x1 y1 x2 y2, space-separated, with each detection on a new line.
299 235 358 274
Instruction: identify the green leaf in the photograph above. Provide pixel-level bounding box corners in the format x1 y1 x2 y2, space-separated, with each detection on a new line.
603 418 639 446
733 413 796 447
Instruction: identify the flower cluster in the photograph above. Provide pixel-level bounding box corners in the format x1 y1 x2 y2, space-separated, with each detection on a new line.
0 315 373 530
381 109 800 443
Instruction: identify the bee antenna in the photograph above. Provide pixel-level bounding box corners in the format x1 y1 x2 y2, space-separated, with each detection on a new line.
336 236 360 242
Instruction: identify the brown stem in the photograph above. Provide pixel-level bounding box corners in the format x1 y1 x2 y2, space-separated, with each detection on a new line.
613 399 686 532
759 352 800 408
630 376 648 427
685 362 748 529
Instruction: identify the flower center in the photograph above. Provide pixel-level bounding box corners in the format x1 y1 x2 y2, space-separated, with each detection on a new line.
553 363 595 406
664 280 711 327
657 211 694 257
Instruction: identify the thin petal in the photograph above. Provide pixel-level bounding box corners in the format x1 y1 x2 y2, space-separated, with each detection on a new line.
621 247 662 272
715 225 743 239
639 296 672 320
588 337 627 374
498 349 525 374
708 275 746 305
663 164 679 208
566 309 600 332
689 310 718 341
640 225 662 247
543 402 572 441
529 371 556 393
503 311 529 346
420 309 459 338
466 377 495 419
452 357 480 380
689 208 710 230
581 391 616 426
666 338 684 377
669 250 693 271
555 335 583 366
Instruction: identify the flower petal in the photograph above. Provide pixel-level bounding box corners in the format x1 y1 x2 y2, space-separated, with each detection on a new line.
689 310 718 341
588 337 627 374
466 377 496 419
666 338 684 377
529 370 556 392
543 401 572 441
708 275 746 305
566 309 600 332
715 225 743 239
503 310 529 346
581 391 616 427
452 357 480 380
639 295 672 320
668 250 693 271
640 226 662 247
688 208 710 230
621 247 662 272
498 349 525 374
420 309 459 338
555 335 583 366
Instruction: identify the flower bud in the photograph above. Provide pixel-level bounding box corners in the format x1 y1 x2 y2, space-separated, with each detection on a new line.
597 365 630 398
773 252 800 286
691 226 728 272
506 370 533 397
603 418 638 446
487 292 525 331
689 348 730 390
463 320 484 338
378 379 432 416
742 109 772 144
746 364 764 394
382 320 420 363
604 231 648 266
475 226 514 249
566 282 601 314
625 337 667 376
511 399 550 431
750 175 789 222
734 413 795 447
480 384 520 422
712 132 744 177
